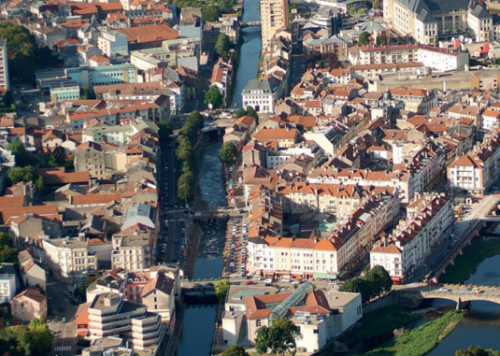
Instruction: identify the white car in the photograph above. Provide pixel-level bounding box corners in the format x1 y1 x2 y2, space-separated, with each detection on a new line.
437 287 451 292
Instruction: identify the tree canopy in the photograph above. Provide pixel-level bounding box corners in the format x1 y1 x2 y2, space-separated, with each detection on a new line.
340 266 392 302
214 33 230 59
0 318 52 356
0 232 16 264
219 142 238 163
255 318 301 355
214 279 230 300
8 142 36 167
359 31 371 45
7 165 37 186
157 121 173 140
222 345 249 356
235 108 247 118
204 85 223 108
80 86 95 100
455 346 500 356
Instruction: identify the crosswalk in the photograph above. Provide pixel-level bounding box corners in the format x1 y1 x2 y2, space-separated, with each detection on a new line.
46 282 58 287
166 209 185 213
165 218 184 223
54 346 71 352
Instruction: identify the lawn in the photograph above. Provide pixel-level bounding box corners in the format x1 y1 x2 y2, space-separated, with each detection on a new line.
362 310 463 356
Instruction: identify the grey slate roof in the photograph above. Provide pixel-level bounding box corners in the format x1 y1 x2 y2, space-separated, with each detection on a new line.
242 77 279 95
471 5 491 18
122 203 155 230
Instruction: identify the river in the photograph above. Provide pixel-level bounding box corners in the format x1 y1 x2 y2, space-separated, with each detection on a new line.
178 3 261 354
230 0 262 108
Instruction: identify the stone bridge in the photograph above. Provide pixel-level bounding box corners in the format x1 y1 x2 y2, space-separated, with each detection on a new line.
241 21 261 28
397 284 500 309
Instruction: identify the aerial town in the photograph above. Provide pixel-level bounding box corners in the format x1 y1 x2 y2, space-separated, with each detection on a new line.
1 0 500 355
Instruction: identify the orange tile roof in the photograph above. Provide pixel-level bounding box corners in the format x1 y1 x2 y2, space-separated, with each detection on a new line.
115 24 179 44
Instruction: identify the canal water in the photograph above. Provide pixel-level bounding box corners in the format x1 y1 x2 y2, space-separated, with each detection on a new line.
177 140 230 356
230 0 262 108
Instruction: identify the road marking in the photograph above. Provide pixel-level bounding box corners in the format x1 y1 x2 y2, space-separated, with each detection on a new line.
54 346 71 351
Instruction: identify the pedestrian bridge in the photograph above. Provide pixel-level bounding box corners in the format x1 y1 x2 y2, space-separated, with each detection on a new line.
399 284 500 309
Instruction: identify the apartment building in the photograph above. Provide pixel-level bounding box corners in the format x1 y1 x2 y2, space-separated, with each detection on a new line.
75 141 106 179
86 293 164 350
251 128 299 148
261 0 288 50
247 193 399 278
242 77 282 113
448 127 500 194
111 226 154 271
43 237 98 283
482 109 500 131
97 30 129 58
0 263 16 302
308 167 412 203
370 193 453 283
349 45 469 72
211 57 233 99
0 39 9 93
389 87 438 115
10 287 47 322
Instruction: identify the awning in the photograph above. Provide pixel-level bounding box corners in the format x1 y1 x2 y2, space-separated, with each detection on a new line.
314 273 337 280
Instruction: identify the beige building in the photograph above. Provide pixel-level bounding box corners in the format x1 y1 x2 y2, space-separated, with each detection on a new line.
43 237 99 283
111 226 154 271
0 40 9 93
18 250 46 291
10 287 47 322
261 0 288 50
75 141 106 179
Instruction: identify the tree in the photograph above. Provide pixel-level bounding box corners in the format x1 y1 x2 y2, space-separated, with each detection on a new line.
377 33 387 46
8 141 33 167
369 265 393 295
157 121 173 139
0 232 16 264
339 277 372 303
214 279 230 300
64 153 75 170
219 142 238 163
177 171 195 201
204 85 223 108
201 4 220 21
80 86 95 100
35 175 45 196
221 345 249 356
187 110 204 131
218 0 234 13
179 121 199 142
255 318 301 355
235 108 247 118
214 33 230 59
455 346 500 356
7 165 37 185
0 23 36 82
359 31 371 45
246 106 258 120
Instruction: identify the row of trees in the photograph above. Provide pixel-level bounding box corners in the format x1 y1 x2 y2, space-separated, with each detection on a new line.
235 106 258 120
161 0 235 21
0 318 52 356
340 265 393 303
175 111 204 201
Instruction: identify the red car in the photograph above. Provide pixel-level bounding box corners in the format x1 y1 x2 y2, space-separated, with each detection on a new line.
245 281 254 285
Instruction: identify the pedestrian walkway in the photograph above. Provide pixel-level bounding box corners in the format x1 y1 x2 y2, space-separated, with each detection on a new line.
54 346 71 352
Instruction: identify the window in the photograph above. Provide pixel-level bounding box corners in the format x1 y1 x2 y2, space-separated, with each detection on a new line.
256 319 261 327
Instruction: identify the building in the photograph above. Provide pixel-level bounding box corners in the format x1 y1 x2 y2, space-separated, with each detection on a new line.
447 127 500 194
235 283 362 353
97 31 129 58
303 34 348 58
18 250 46 291
220 14 240 44
389 87 438 115
111 226 154 271
0 40 9 93
42 237 99 283
115 24 179 51
251 128 299 148
349 45 469 72
75 141 106 179
383 0 493 44
242 77 282 114
370 193 453 283
50 84 80 103
261 0 288 50
86 293 164 350
0 263 16 302
211 57 233 99
10 287 48 322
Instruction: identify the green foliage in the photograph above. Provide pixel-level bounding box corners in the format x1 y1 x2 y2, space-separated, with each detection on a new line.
80 86 95 100
221 345 249 356
204 85 223 108
377 33 387 46
8 142 36 167
35 175 45 196
64 153 75 170
157 121 173 140
187 110 204 131
201 4 220 21
46 146 66 168
455 346 500 356
214 279 230 300
364 310 463 356
0 232 16 264
0 23 35 82
235 108 247 118
255 318 301 355
214 33 230 59
341 306 419 347
0 318 52 356
246 106 258 120
340 266 392 302
177 171 195 201
218 0 235 13
359 31 371 45
7 165 37 186
219 142 237 163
